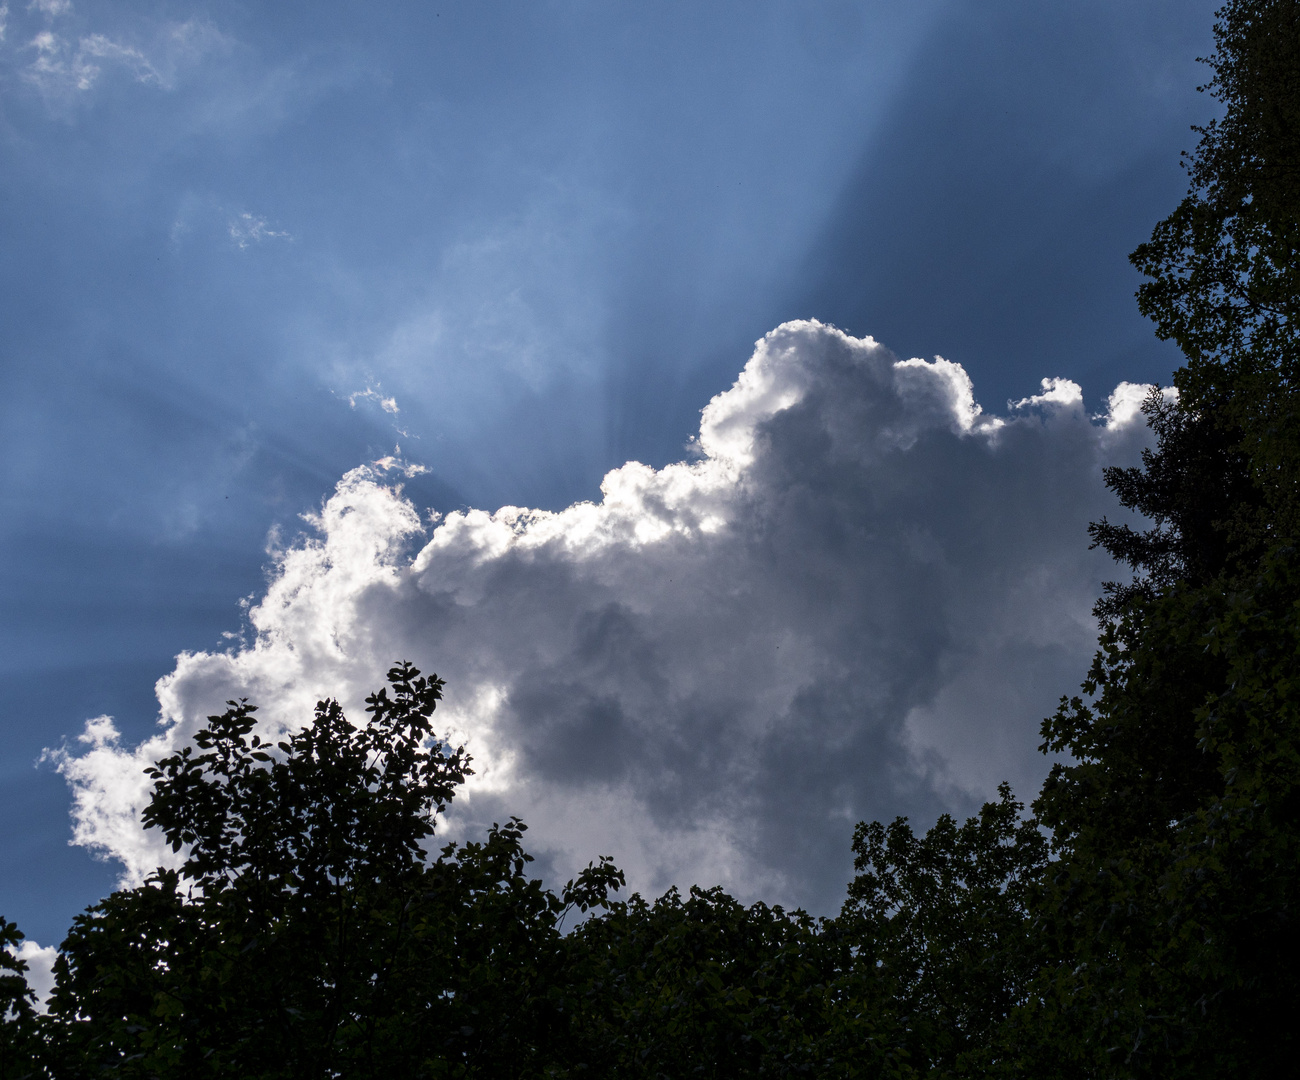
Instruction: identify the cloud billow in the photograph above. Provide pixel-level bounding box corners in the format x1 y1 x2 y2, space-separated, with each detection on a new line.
52 321 1155 912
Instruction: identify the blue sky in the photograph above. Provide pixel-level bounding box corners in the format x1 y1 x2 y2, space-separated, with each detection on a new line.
2 0 1216 944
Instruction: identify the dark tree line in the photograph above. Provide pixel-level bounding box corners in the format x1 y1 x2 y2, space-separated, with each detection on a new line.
5 1 1298 1075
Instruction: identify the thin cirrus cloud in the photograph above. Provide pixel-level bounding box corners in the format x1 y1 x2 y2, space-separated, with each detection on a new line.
227 210 291 249
26 30 155 94
1 0 229 100
52 320 1157 913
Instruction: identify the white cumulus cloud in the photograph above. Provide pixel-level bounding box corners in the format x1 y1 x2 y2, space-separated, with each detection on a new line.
50 320 1158 911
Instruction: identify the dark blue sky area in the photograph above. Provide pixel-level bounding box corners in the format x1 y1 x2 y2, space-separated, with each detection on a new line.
1 0 1215 941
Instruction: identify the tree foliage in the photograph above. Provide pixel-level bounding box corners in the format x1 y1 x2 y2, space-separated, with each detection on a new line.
1 920 43 1080
1132 0 1299 381
1132 0 1300 534
32 664 624 1079
839 785 1048 1078
1025 4 1300 1072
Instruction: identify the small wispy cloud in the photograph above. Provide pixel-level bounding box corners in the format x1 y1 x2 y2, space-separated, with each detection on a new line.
77 33 157 84
371 448 428 478
22 27 159 94
347 386 400 415
343 386 414 439
28 0 71 18
228 211 291 249
169 197 294 254
5 1 229 103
